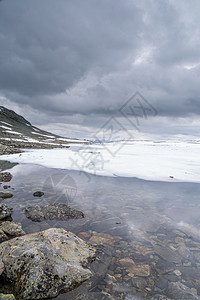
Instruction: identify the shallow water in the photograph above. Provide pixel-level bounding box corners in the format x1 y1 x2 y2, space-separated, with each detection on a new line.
1 162 200 299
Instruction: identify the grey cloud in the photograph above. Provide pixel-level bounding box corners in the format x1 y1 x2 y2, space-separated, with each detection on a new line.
0 0 142 97
0 0 200 126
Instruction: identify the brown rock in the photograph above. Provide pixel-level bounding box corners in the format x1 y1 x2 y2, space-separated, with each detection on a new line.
119 257 150 277
175 237 185 244
89 233 121 246
128 264 151 277
119 257 135 268
78 232 90 240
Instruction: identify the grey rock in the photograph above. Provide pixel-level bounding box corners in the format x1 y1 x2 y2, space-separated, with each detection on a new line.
179 266 200 281
177 245 193 260
3 186 11 190
155 277 168 290
33 191 44 197
0 221 24 243
0 258 4 275
167 282 200 300
0 221 24 240
0 173 12 183
154 244 181 263
132 277 147 290
0 204 13 220
0 229 8 243
0 191 13 199
24 202 84 222
154 260 174 274
0 228 96 300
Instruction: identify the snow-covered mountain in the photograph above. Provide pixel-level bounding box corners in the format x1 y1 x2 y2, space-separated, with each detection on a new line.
0 106 90 149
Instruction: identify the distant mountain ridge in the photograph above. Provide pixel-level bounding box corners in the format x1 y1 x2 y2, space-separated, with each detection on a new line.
0 106 89 151
0 106 32 127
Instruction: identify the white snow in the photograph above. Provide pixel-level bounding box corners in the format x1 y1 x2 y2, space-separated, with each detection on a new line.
23 136 63 146
41 134 55 138
32 127 40 132
5 130 22 135
31 131 42 135
1 140 200 182
23 137 45 143
0 125 12 130
1 137 25 142
57 137 89 143
0 121 12 126
31 132 55 139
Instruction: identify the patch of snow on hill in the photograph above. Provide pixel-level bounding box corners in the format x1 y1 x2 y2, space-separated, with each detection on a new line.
0 125 12 130
5 130 22 135
0 121 12 126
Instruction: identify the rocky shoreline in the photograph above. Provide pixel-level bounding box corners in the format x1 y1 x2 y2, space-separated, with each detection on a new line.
0 141 71 156
0 171 97 300
0 144 22 156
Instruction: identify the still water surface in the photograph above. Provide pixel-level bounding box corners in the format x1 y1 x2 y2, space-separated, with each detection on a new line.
1 162 200 299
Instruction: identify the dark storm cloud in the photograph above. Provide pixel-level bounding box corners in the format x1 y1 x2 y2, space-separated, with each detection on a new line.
0 0 142 95
0 0 200 120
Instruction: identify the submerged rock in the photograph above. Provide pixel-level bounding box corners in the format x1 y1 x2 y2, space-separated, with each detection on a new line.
119 257 151 277
154 244 181 263
3 186 11 190
0 192 13 199
167 282 200 299
0 221 24 242
89 233 121 246
0 204 13 221
24 202 84 222
33 191 44 197
0 228 96 299
0 173 12 183
70 292 116 299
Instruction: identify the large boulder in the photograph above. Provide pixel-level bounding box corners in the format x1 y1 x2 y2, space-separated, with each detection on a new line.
24 202 84 222
0 228 96 299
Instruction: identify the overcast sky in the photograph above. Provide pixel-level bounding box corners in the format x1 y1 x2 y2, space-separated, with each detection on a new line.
0 0 200 139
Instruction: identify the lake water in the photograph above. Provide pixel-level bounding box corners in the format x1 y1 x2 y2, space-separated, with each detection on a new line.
1 161 200 299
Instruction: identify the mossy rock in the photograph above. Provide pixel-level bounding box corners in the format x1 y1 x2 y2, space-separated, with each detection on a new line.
0 294 15 300
0 228 96 299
